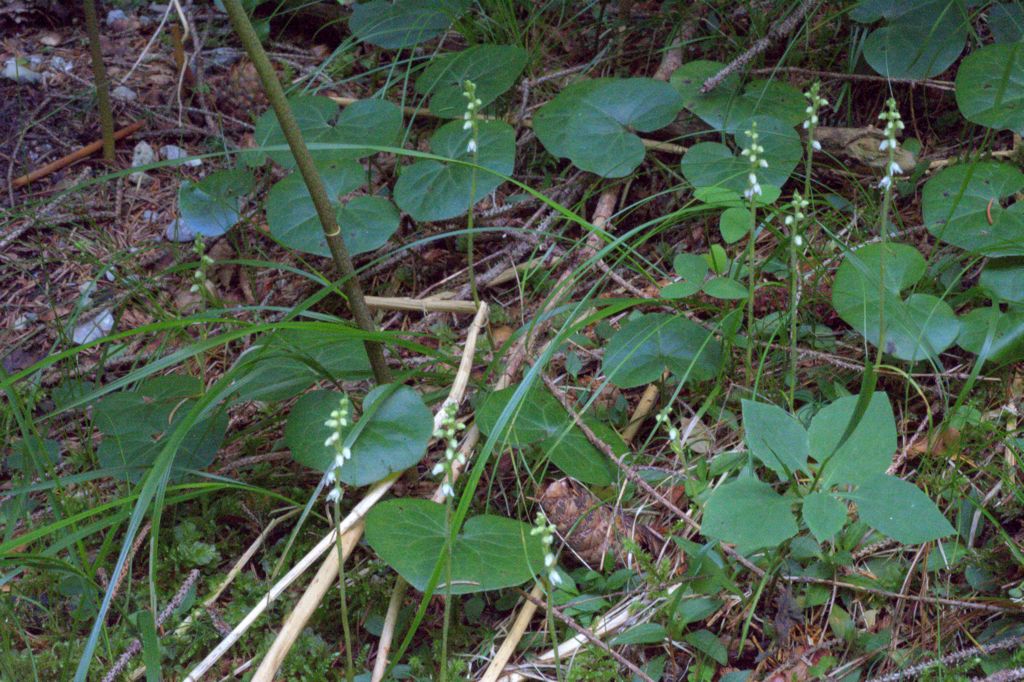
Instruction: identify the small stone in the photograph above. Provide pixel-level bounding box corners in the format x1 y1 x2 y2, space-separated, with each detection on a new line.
49 56 73 73
205 47 241 70
14 312 38 331
161 144 202 167
105 9 127 25
39 32 63 47
142 209 160 222
73 309 115 345
165 218 196 242
112 85 137 102
3 58 44 84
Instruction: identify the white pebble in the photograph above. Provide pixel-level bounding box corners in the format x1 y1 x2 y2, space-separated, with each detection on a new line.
112 85 137 102
165 218 196 242
161 145 202 167
73 309 114 345
3 58 43 84
105 9 127 25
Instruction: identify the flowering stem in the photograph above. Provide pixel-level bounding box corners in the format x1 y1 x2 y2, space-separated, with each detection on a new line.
745 201 758 383
439 499 453 681
463 81 482 307
333 494 355 682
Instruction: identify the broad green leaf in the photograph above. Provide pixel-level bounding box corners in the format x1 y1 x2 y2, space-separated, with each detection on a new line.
602 313 723 388
680 116 802 193
393 120 515 221
254 96 403 168
808 392 896 488
533 78 683 178
701 277 748 300
610 623 667 646
349 0 468 49
988 3 1024 43
673 596 722 628
861 1 966 80
957 307 1024 364
670 60 805 131
337 195 401 255
851 0 938 22
741 400 809 479
661 253 708 298
265 160 371 257
286 385 432 486
831 242 960 361
980 258 1024 303
178 169 253 237
922 162 1024 256
955 42 1024 135
416 45 528 118
365 498 545 593
702 477 798 551
682 629 728 665
230 328 371 403
802 492 848 543
476 386 617 485
843 473 953 544
719 206 751 244
93 375 227 482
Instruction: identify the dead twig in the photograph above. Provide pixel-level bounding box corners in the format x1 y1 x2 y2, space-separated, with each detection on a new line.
12 121 145 190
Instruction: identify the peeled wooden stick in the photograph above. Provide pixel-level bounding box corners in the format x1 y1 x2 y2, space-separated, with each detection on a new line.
248 302 489 681
12 120 144 189
364 295 477 315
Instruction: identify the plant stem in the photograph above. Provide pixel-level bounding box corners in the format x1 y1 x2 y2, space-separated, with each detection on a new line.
745 203 758 383
333 497 355 682
440 500 453 681
467 155 480 306
81 0 115 162
220 0 391 385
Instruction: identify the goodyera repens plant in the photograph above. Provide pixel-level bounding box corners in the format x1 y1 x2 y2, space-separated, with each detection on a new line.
877 97 905 191
323 393 355 681
530 511 562 587
431 402 466 499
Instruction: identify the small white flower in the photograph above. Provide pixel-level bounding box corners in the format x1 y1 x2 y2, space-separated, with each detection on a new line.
668 427 679 442
878 175 892 190
784 215 794 226
342 446 352 460
888 161 902 176
549 570 563 586
544 553 555 567
794 235 804 247
326 487 342 503
748 172 757 185
431 462 445 476
759 159 768 168
324 432 340 448
811 140 822 151
440 482 455 498
463 120 472 130
879 139 890 151
466 138 477 154
189 284 199 293
325 469 337 484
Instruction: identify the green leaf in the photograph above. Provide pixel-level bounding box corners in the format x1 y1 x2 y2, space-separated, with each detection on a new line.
719 206 751 244
988 3 1024 43
178 169 253 237
610 623 667 646
831 242 960 361
476 385 617 485
602 313 723 389
337 195 401 255
286 385 433 486
802 492 848 543
701 276 748 300
230 328 371 403
955 42 1024 135
682 629 728 665
843 473 954 544
980 258 1024 303
670 60 805 131
349 0 468 49
680 116 802 193
533 78 683 178
741 400 809 479
416 45 528 118
365 498 545 593
922 162 1024 256
861 1 967 80
661 253 708 298
93 375 227 482
254 96 403 168
702 477 798 551
393 120 515 222
957 307 1024 365
808 392 896 487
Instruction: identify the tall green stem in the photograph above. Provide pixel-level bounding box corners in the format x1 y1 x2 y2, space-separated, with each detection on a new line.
82 0 115 161
333 497 355 682
220 0 391 384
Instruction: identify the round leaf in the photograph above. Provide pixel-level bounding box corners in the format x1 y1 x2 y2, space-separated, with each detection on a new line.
718 206 751 244
832 242 960 361
337 196 401 255
801 492 848 543
843 473 953 544
862 1 966 80
365 498 545 594
178 169 253 237
957 307 1024 365
416 45 528 118
702 477 798 551
988 3 1024 43
681 116 801 193
349 0 468 49
922 161 1024 256
701 277 748 300
286 385 433 486
980 258 1024 303
661 253 708 298
393 120 515 222
955 42 1024 134
533 78 683 178
670 61 805 131
602 313 723 388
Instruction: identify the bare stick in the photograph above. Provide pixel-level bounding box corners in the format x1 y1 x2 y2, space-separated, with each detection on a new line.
12 121 144 189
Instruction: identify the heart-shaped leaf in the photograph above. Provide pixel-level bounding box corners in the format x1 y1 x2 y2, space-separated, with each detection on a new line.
955 42 1024 134
661 253 708 299
922 161 1024 256
808 392 896 488
842 473 954 544
365 498 545 594
670 61 805 132
957 307 1024 364
860 0 967 80
178 169 253 237
741 400 809 479
832 243 960 361
286 385 433 486
701 276 748 300
393 120 515 222
801 492 848 543
602 313 723 388
988 3 1024 43
337 196 401 255
254 97 403 168
349 0 468 49
718 206 751 244
93 375 227 482
681 116 802 194
533 78 683 178
702 476 798 552
980 258 1024 303
416 44 528 118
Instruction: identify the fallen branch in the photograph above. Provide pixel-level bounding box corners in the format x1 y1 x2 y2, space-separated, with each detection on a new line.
12 120 145 189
